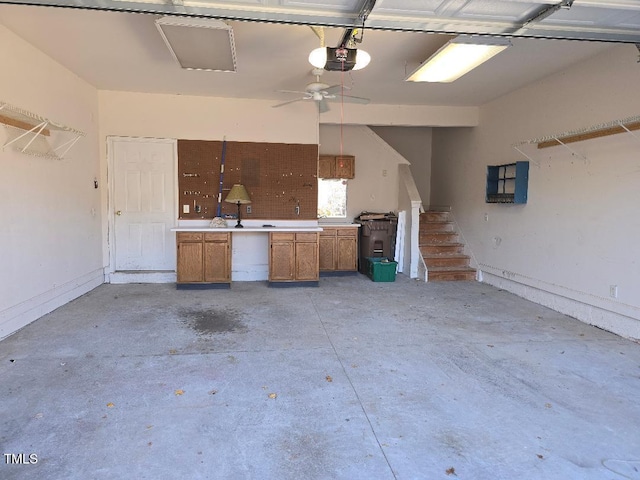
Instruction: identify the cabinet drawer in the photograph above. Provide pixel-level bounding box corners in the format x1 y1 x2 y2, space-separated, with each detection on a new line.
177 232 203 242
320 228 337 237
296 233 318 242
271 232 295 242
204 232 229 242
337 228 357 237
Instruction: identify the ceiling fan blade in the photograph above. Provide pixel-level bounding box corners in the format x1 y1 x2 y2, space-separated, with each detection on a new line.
318 99 330 114
327 94 370 105
277 89 309 95
272 98 304 108
324 84 352 95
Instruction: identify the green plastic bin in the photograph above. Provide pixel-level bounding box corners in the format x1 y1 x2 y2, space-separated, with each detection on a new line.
366 257 397 282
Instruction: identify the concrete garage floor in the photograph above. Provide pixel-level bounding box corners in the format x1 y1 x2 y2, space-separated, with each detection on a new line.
1 276 639 480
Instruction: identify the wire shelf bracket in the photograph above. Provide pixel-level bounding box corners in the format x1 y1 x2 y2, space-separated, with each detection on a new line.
0 101 85 160
512 114 640 165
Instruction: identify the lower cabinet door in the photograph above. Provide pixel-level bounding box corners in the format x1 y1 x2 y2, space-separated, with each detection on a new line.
177 242 204 283
295 241 319 281
319 236 336 271
204 241 230 283
270 242 295 281
336 236 357 271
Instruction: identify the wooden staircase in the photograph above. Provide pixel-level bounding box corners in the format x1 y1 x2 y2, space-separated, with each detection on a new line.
420 211 476 281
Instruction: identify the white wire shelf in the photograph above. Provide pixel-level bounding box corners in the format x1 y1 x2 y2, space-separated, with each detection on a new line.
0 101 85 160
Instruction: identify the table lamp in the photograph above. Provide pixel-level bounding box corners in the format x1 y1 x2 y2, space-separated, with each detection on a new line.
224 184 251 228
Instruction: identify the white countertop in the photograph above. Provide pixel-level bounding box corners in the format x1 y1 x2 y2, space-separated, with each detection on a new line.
172 220 359 232
318 223 361 227
172 226 323 233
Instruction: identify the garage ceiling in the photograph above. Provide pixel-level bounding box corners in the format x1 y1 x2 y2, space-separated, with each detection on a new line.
4 0 640 42
0 1 638 107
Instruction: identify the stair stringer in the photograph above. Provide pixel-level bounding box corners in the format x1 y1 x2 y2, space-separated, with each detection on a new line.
447 208 481 279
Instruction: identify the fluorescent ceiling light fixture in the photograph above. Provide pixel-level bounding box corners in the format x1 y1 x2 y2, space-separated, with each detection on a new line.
155 16 237 72
406 36 511 83
308 47 371 71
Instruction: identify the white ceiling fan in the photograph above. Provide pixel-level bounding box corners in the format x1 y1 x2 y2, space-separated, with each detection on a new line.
272 68 369 113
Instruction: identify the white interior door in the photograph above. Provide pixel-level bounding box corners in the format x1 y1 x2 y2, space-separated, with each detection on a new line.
111 138 176 271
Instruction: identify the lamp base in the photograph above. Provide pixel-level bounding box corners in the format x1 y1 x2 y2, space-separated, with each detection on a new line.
235 202 243 228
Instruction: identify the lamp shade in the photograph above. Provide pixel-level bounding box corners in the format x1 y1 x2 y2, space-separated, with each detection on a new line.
224 184 251 204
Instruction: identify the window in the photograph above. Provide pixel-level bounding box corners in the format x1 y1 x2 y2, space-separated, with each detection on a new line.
318 179 347 218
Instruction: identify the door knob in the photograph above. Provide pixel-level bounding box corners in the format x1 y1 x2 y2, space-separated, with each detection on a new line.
115 210 122 216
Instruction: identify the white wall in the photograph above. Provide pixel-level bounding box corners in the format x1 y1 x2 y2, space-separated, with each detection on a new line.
370 126 432 207
320 103 478 127
98 90 319 144
431 44 640 340
0 25 102 339
319 125 410 221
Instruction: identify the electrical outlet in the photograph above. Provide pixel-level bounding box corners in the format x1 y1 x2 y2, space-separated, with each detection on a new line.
484 213 489 222
246 205 252 214
609 285 618 299
382 169 388 177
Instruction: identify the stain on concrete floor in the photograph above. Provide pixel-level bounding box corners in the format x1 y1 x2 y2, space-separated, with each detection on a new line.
179 307 246 335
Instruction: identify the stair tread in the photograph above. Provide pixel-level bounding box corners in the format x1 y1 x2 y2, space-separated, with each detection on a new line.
427 266 476 272
420 210 475 282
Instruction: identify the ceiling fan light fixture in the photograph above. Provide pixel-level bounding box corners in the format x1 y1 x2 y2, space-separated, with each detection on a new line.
308 47 371 71
352 49 371 70
405 36 511 83
308 47 327 69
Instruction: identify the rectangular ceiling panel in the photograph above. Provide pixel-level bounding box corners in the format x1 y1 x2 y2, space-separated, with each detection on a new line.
543 6 640 29
372 0 443 17
280 0 361 11
457 0 540 22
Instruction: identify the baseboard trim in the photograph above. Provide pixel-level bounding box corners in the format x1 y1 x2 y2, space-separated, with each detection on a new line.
176 283 230 290
481 270 640 341
0 268 105 341
109 271 176 284
268 281 319 288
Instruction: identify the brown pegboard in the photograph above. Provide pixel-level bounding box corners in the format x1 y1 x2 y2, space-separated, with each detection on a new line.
178 140 318 220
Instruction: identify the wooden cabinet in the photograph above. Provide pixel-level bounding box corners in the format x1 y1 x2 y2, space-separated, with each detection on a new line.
176 232 231 286
269 233 295 281
319 233 336 271
319 226 358 273
269 232 319 284
318 155 355 179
